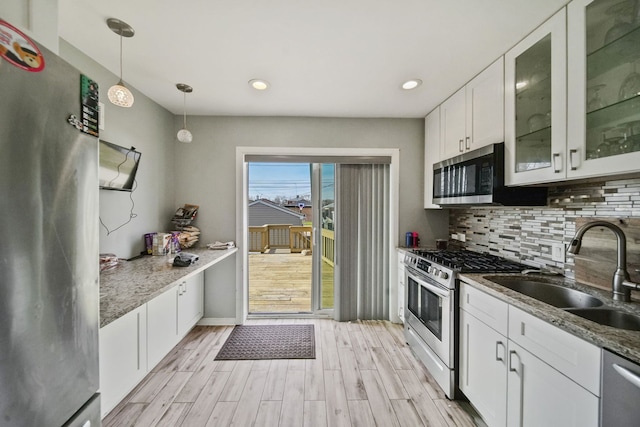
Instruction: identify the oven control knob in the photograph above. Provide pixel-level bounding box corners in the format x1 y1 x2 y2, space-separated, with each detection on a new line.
438 270 449 280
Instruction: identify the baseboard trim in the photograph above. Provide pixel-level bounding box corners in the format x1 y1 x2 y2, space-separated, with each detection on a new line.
198 317 237 326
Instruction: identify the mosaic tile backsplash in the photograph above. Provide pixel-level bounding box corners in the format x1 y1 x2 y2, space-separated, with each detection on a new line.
449 175 640 280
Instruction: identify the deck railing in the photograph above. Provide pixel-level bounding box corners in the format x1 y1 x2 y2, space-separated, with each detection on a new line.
248 225 335 263
249 224 312 253
289 226 312 253
321 228 335 266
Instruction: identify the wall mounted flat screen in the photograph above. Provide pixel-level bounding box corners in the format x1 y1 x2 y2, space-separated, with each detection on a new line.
98 140 142 191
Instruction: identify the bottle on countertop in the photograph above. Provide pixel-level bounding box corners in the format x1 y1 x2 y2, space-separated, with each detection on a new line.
405 232 419 248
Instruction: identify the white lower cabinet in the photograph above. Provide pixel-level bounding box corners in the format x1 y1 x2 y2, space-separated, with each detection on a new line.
99 271 205 417
459 281 600 427
397 255 406 323
178 272 204 336
459 309 508 427
147 285 180 369
506 340 599 427
99 304 147 417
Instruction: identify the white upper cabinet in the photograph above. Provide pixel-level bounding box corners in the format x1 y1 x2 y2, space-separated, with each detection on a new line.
424 107 442 209
505 9 568 185
441 57 505 160
466 57 505 150
567 0 640 179
441 88 467 159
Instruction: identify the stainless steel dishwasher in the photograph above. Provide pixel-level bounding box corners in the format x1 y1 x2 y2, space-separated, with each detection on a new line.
601 349 640 426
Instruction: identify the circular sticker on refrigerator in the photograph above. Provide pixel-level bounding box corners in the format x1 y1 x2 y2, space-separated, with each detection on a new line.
0 19 45 72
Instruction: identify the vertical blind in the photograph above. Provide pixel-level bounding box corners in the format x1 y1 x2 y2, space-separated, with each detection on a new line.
334 163 390 321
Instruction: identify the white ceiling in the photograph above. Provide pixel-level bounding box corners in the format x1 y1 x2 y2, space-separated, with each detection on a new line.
58 0 569 118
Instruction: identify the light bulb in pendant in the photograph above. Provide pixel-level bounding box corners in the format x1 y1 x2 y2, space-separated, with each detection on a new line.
108 80 134 107
177 128 193 143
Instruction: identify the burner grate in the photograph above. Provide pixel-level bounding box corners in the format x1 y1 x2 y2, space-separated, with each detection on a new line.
411 249 528 273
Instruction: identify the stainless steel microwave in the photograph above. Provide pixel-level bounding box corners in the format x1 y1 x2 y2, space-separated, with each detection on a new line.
432 143 547 206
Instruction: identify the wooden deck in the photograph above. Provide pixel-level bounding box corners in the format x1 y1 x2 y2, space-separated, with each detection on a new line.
248 252 334 313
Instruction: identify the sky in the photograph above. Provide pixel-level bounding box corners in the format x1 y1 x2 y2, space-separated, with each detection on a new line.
248 163 311 200
248 163 334 201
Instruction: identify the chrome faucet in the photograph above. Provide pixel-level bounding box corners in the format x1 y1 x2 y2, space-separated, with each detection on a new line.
567 220 639 302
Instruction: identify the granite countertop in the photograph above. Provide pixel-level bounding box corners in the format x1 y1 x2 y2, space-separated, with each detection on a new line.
99 247 237 328
460 273 640 365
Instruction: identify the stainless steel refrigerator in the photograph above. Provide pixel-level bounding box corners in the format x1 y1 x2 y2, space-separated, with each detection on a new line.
0 29 101 426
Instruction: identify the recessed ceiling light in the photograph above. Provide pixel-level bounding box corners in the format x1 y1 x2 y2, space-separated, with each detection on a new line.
402 79 422 90
249 79 270 90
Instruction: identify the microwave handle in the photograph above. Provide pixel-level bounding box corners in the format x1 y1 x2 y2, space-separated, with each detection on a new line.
552 152 562 173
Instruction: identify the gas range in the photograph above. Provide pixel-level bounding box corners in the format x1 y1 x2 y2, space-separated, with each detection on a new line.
403 248 532 399
403 249 532 289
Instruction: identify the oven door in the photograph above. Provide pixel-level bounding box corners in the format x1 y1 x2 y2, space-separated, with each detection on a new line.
405 267 452 365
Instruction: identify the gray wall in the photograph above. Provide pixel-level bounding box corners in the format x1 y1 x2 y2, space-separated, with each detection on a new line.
59 40 177 259
172 116 448 246
0 0 59 53
172 116 449 320
52 40 450 321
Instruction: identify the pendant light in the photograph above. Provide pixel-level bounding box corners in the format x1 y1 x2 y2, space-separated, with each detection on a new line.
176 83 193 143
106 18 135 108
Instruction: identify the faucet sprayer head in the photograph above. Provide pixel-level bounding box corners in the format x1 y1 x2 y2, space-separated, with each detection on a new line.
567 238 582 255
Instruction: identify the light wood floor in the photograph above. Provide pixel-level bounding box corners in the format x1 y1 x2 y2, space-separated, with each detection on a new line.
102 319 480 427
248 253 334 313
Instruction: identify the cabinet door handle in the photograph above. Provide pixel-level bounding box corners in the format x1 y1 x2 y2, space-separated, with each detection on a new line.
136 311 141 370
569 149 578 171
465 136 470 150
509 350 520 373
496 341 505 362
459 139 464 152
552 152 562 173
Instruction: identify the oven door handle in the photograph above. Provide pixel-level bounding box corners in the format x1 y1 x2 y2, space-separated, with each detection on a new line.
418 280 450 298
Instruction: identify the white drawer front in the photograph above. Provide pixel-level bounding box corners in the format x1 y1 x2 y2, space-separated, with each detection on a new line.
460 281 508 336
508 305 601 395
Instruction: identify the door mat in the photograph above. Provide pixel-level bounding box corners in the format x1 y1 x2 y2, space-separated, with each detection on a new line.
215 324 315 360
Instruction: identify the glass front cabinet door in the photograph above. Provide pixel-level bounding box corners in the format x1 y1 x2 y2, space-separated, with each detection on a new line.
567 0 640 178
505 9 567 185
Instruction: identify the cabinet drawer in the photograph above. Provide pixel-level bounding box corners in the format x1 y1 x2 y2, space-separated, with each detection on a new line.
508 305 600 395
460 281 508 336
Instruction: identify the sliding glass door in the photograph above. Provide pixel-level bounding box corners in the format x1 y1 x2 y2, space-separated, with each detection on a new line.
312 164 335 312
245 155 390 319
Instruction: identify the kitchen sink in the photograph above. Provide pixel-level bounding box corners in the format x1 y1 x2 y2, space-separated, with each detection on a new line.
486 277 604 309
564 308 640 332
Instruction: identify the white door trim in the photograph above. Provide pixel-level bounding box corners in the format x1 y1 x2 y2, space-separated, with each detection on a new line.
235 146 400 324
